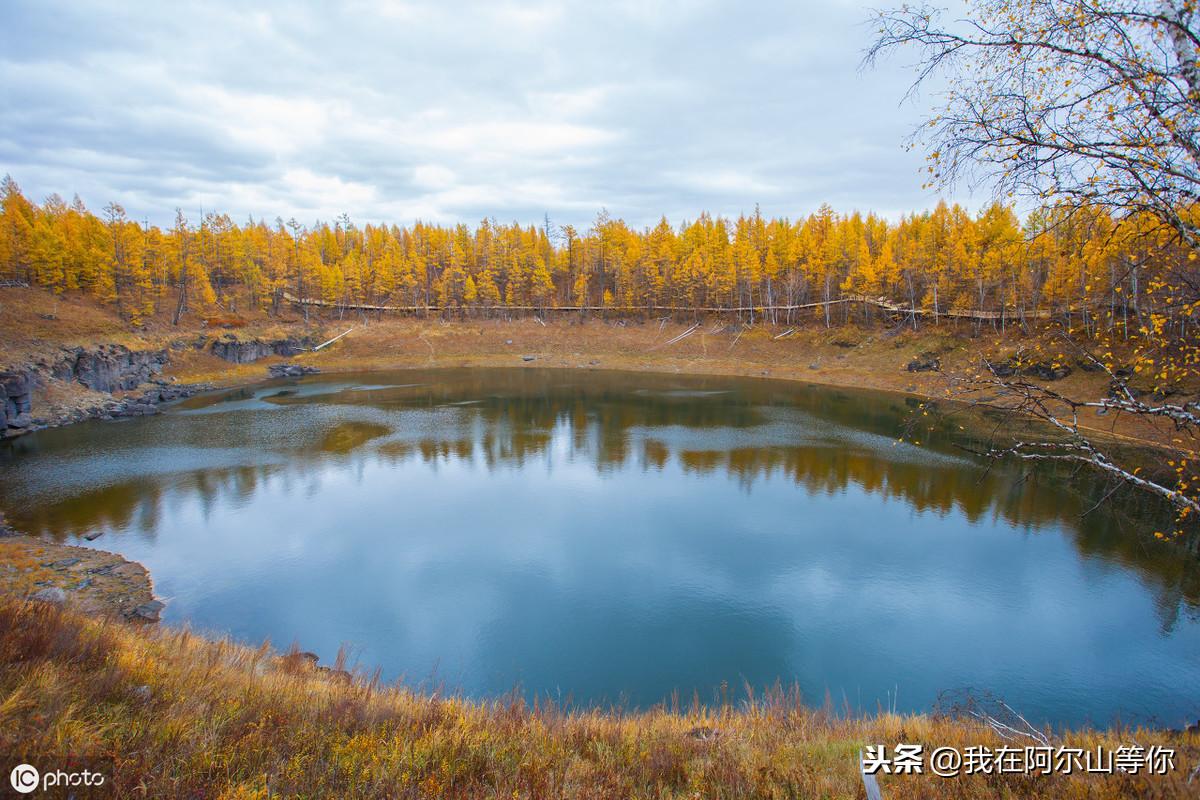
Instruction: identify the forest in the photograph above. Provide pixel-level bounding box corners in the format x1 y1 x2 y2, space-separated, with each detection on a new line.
0 175 1196 341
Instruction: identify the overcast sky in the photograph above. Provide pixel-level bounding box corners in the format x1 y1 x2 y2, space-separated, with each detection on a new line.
0 0 971 230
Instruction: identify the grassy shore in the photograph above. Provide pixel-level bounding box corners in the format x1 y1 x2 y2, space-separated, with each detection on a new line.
1 597 1196 799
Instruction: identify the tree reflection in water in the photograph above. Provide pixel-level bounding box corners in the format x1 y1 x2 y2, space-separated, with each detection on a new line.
1 368 1193 631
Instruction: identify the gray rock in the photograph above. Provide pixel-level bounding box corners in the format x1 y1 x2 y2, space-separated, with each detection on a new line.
522 355 536 362
131 600 165 621
984 358 1018 377
269 363 321 378
52 345 168 392
211 336 313 364
0 371 33 423
317 666 354 683
1021 361 1072 381
30 586 67 604
906 354 940 372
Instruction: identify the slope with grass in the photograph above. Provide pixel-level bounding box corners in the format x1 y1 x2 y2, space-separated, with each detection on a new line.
1 597 1197 798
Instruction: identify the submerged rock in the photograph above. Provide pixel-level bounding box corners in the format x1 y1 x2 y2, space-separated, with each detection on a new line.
269 363 320 378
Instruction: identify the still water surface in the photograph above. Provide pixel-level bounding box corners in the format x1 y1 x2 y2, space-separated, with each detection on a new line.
2 368 1197 727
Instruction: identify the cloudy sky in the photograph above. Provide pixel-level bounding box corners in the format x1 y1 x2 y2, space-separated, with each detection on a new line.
0 0 968 230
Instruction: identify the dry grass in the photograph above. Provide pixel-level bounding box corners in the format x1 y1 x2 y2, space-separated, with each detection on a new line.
0 598 1195 798
2 285 1186 450
0 287 150 367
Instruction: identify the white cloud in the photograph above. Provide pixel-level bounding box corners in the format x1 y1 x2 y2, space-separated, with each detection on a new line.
0 0 965 229
411 164 456 190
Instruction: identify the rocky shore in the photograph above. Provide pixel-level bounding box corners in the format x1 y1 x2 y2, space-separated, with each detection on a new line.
0 334 319 623
1 333 315 437
0 523 160 622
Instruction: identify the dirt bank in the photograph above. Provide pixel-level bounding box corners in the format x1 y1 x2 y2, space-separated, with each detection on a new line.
153 316 1186 454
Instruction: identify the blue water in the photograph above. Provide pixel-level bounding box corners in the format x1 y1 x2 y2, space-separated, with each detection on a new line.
2 368 1196 728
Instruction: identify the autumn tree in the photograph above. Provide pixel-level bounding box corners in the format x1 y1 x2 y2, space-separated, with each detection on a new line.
867 0 1199 248
869 0 1200 531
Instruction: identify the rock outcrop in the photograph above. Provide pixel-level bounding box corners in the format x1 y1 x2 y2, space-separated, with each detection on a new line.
906 353 940 372
48 345 168 392
210 335 313 364
984 358 1072 381
4 333 318 435
0 371 33 431
0 534 159 620
3 344 205 436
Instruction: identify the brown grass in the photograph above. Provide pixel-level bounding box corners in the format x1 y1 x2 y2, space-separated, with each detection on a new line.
2 285 1187 451
0 598 1195 798
0 287 150 367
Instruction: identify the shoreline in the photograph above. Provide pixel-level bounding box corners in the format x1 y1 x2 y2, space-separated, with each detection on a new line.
5 351 1174 459
159 350 1175 466
0 342 1180 627
0 528 159 621
0 340 1181 625
0 291 1186 453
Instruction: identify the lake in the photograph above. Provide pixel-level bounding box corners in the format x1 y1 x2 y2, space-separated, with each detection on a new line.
2 368 1197 728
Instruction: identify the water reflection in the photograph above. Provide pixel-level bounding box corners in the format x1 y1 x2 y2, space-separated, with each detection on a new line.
1 368 1196 725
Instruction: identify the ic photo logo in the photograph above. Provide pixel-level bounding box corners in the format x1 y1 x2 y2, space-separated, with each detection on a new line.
9 764 38 794
7 761 107 795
